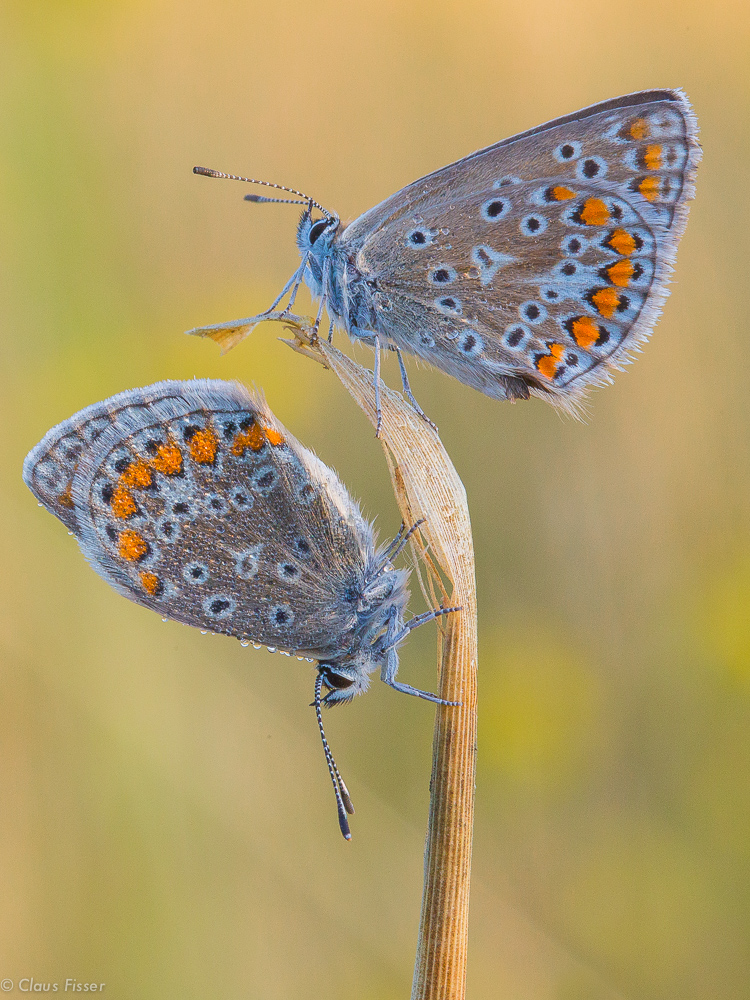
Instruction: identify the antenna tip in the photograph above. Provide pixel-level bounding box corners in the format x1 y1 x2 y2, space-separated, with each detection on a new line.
244 194 263 202
193 166 215 177
338 810 352 840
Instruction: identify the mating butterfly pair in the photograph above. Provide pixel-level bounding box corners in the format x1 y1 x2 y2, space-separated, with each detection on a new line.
25 90 700 835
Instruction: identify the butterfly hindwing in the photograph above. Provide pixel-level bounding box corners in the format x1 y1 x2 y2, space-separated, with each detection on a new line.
338 89 699 408
24 380 376 658
361 178 663 407
22 389 174 534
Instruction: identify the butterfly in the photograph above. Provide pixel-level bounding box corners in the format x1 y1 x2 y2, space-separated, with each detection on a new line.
22 379 458 837
189 89 700 431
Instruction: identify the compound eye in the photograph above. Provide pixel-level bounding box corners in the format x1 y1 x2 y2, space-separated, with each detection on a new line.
308 220 328 245
320 667 354 690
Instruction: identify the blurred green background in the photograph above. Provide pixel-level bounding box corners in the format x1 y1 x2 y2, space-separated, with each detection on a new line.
2 0 749 997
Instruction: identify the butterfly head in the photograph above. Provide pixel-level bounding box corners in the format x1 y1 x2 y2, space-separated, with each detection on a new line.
317 658 371 705
296 206 340 262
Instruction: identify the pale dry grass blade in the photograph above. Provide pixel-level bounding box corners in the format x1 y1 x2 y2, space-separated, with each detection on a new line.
285 327 478 1000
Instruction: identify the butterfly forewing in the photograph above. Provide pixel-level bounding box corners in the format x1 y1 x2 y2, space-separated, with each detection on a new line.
338 89 699 408
24 380 374 658
344 90 695 246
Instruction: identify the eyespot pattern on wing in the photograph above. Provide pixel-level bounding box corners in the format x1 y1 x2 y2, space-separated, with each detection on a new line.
335 90 700 411
22 380 388 660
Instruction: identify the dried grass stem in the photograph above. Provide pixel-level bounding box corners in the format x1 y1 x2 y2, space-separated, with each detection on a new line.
286 330 478 1000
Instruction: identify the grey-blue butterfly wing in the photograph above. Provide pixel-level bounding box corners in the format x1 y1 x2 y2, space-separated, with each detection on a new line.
24 380 375 658
343 90 697 244
22 390 168 534
339 90 700 409
355 179 667 410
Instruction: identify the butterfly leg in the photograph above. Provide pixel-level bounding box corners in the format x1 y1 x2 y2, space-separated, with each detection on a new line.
380 606 462 705
373 336 383 439
186 261 310 345
255 258 308 318
264 268 300 314
381 647 461 706
377 522 407 563
310 257 331 341
374 518 427 573
394 347 438 433
277 251 310 319
387 605 462 647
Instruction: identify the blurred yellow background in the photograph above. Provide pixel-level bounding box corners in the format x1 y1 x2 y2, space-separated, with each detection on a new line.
2 0 749 997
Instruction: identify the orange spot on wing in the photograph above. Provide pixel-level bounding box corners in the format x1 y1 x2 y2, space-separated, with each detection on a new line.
110 485 138 519
591 288 620 318
188 427 219 464
58 486 74 509
118 529 149 562
551 185 576 201
608 229 637 256
606 260 635 288
644 144 662 170
638 176 660 202
264 426 285 447
140 571 162 596
630 118 649 140
150 442 183 476
120 458 153 489
231 421 266 455
580 198 610 226
536 342 566 379
569 316 600 349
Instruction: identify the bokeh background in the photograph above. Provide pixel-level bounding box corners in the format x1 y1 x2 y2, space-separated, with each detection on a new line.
2 1 749 997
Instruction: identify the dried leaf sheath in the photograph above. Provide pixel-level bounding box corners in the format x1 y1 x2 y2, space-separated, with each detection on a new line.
287 334 478 1000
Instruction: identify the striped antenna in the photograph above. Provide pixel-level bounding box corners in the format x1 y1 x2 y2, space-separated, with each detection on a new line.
244 194 307 206
193 166 330 217
314 673 355 840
